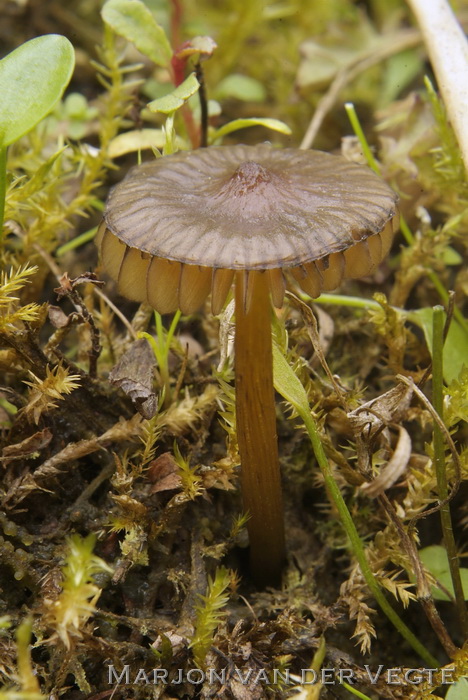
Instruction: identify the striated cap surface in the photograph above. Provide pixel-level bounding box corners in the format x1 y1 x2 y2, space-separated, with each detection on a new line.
104 144 398 270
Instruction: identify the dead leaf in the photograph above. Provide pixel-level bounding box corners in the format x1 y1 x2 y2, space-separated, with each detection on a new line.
23 414 142 484
109 338 157 419
174 36 217 60
54 271 104 299
1 428 53 463
48 305 72 329
347 383 413 438
147 453 182 493
360 425 412 497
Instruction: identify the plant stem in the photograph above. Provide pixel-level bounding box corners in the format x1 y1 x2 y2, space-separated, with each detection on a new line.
432 305 468 638
235 271 285 587
342 683 373 700
311 292 383 311
344 103 376 171
272 346 440 666
379 493 458 658
300 408 440 667
0 145 7 242
195 61 208 148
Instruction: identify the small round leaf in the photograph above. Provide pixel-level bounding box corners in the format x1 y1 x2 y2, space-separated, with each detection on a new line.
0 34 75 147
102 0 172 67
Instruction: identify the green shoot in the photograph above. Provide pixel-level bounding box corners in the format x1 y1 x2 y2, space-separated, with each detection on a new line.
173 442 202 500
210 117 291 143
229 512 250 539
15 618 41 697
424 77 465 188
0 35 75 239
0 617 43 699
344 102 377 173
306 291 383 312
147 74 201 155
101 0 172 68
138 310 181 405
44 534 112 649
189 567 232 669
342 683 373 699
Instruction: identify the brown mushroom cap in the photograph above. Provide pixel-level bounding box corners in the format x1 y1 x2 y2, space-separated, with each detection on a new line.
98 144 399 314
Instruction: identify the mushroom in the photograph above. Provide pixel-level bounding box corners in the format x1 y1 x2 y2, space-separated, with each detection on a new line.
97 144 399 586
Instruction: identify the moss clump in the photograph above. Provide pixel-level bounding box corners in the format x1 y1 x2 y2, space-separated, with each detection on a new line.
0 1 467 698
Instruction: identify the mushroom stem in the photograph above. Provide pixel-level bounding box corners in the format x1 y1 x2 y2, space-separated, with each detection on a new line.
235 270 286 587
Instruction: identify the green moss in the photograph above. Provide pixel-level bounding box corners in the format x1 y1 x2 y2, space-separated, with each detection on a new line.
0 0 467 696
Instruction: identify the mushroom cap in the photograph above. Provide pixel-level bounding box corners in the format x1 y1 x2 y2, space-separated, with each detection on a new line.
104 144 398 270
98 145 399 314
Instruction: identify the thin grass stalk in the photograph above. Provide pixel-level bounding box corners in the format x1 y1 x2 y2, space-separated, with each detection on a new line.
342 683 373 700
56 226 98 257
432 304 468 638
272 344 440 666
300 408 440 666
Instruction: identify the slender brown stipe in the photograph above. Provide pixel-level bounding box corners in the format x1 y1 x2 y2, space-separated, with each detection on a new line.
235 271 285 585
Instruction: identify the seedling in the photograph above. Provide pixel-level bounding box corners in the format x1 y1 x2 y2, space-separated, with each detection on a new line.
0 34 75 239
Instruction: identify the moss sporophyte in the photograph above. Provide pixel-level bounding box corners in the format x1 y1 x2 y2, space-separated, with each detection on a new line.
98 144 399 586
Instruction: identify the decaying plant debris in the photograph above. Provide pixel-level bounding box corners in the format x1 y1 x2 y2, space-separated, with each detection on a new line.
0 1 467 699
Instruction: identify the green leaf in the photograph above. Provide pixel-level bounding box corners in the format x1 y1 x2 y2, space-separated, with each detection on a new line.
296 40 356 90
101 0 172 67
147 73 200 114
272 342 309 418
446 679 468 700
189 96 222 120
379 49 423 105
0 35 75 147
108 128 186 157
419 545 468 602
407 307 468 384
64 93 88 118
419 545 452 578
440 245 463 265
211 117 291 142
214 74 266 102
